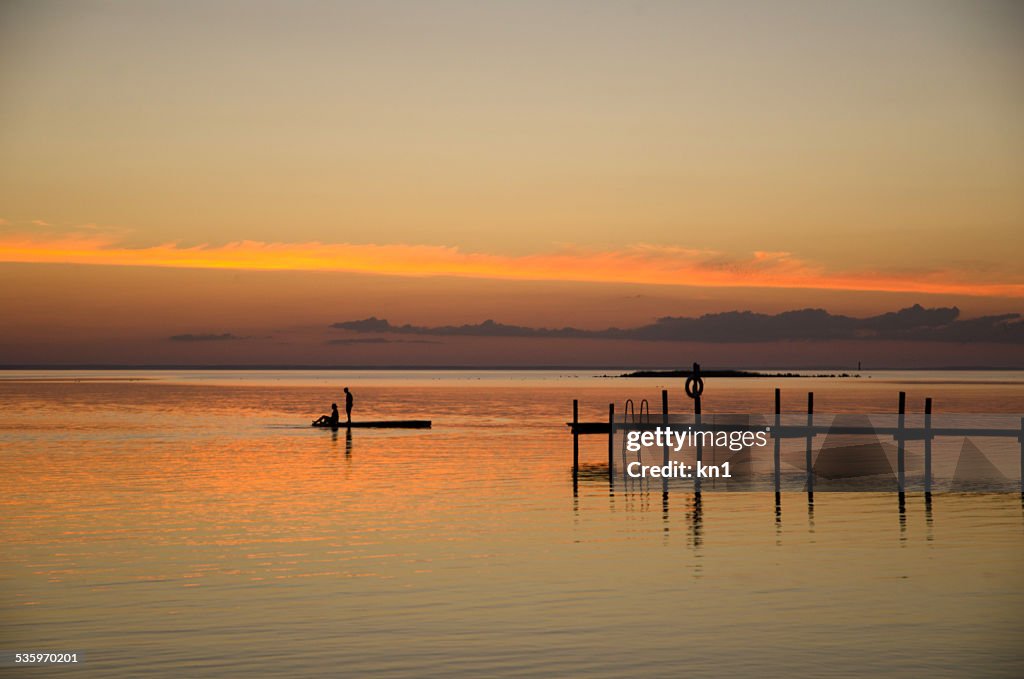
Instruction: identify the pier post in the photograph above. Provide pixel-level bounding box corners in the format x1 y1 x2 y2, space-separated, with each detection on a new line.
694 382 703 495
924 398 932 497
773 388 781 500
661 390 670 495
684 363 705 495
608 403 615 480
897 392 906 498
662 389 669 467
805 392 814 501
572 399 579 476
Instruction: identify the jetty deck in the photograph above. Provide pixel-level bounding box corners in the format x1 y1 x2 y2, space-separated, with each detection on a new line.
568 363 1024 499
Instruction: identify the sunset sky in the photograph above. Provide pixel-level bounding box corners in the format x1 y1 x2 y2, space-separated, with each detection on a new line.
2 1 1022 366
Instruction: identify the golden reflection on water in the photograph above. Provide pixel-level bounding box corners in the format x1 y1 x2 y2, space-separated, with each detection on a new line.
0 373 1022 677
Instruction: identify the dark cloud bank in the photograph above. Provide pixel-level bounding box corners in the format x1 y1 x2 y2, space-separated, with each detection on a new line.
332 305 1024 344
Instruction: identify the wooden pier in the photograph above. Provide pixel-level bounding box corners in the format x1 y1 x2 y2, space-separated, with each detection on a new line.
569 363 1024 499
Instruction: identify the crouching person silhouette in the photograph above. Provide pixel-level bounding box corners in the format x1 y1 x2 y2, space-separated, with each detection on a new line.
312 403 340 428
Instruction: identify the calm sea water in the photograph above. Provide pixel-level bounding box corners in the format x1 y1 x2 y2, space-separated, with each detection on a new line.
1 370 1022 677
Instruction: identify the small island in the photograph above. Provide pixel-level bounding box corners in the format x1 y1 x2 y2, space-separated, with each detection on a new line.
618 369 859 378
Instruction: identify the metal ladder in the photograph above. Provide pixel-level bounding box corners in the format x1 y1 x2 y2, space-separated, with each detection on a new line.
621 398 651 472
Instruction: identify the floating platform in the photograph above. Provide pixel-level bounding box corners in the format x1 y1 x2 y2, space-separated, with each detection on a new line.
312 420 431 429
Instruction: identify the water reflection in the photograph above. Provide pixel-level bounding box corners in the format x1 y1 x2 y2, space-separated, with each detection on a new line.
925 494 935 542
662 490 670 540
575 465 1024 552
2 374 1023 677
571 456 1024 551
688 493 704 551
899 492 908 544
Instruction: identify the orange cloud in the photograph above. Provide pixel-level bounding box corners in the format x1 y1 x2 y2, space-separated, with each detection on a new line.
1 231 1022 298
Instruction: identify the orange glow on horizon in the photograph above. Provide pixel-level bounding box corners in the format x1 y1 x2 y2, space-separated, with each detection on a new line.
2 233 1022 298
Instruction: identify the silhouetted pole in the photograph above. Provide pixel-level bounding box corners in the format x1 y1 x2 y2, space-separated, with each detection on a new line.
662 389 669 467
805 392 814 502
572 399 579 476
662 389 670 495
923 398 932 497
897 392 906 493
608 402 615 481
1019 416 1024 498
773 388 781 500
690 364 703 495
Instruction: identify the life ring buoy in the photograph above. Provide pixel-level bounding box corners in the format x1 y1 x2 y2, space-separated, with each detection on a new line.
684 374 704 399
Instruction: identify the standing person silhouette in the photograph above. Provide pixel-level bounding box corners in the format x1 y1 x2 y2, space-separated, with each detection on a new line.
344 387 353 424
